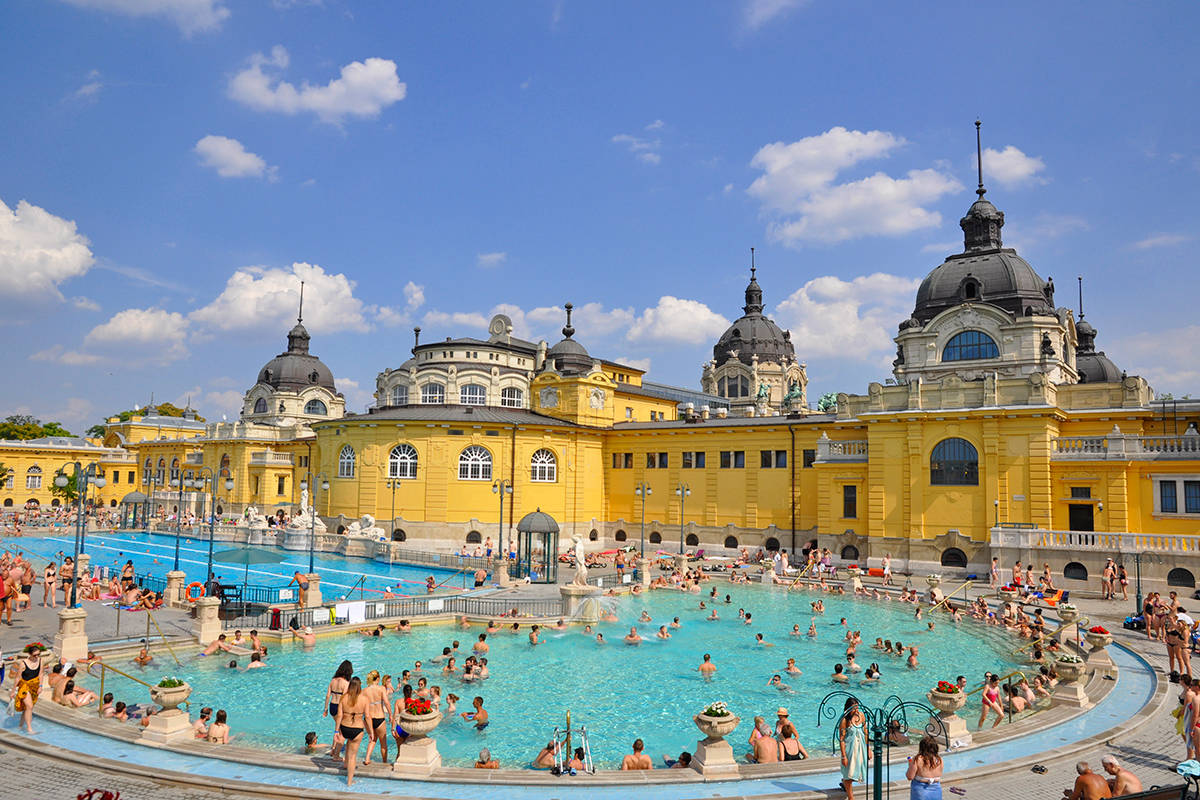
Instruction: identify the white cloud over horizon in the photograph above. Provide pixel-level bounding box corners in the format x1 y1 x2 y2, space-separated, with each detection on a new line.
228 45 407 124
61 0 230 35
0 197 95 304
194 135 277 180
612 131 662 165
982 145 1046 189
743 0 806 29
476 252 507 267
774 272 920 362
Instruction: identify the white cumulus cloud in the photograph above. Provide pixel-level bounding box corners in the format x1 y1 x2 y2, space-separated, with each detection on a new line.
422 310 489 330
71 296 101 311
743 0 806 28
404 281 424 311
0 197 94 303
982 145 1046 189
89 307 190 366
612 132 662 165
773 273 920 361
627 296 729 345
1132 233 1191 250
748 127 961 245
194 135 276 180
61 0 230 35
228 45 407 124
29 345 103 366
190 262 371 334
476 252 507 267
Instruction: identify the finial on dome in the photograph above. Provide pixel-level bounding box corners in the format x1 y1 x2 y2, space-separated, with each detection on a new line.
297 280 305 325
743 250 764 314
562 302 575 339
750 246 756 281
1077 275 1084 320
975 119 986 199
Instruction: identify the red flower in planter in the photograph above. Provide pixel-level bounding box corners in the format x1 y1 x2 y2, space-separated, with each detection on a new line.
405 698 434 715
1088 626 1110 635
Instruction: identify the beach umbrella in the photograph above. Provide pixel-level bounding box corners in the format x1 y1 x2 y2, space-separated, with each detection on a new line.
211 547 287 608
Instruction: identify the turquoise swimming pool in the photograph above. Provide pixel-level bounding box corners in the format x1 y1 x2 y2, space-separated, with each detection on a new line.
4 530 467 596
83 584 1030 769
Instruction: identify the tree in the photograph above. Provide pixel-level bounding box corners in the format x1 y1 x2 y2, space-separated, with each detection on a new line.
0 415 74 441
817 392 839 413
50 471 79 504
85 402 206 440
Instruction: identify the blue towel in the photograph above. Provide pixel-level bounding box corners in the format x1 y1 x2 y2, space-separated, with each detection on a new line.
1176 759 1200 777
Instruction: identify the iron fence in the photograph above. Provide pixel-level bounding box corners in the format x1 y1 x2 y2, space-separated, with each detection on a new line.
221 593 563 629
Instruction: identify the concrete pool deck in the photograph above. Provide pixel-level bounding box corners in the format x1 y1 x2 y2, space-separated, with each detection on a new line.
0 576 1187 798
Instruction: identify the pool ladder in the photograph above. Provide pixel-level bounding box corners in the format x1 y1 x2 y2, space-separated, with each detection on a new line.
552 710 595 774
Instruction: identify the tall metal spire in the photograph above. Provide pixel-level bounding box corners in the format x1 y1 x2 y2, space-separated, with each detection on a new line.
1077 275 1084 320
975 119 986 198
297 280 305 324
750 246 756 281
562 302 575 339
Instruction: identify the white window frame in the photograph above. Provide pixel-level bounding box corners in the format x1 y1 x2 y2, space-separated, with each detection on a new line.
1152 474 1200 517
391 384 409 406
338 445 357 479
500 387 524 409
421 383 445 404
458 445 492 481
389 443 418 479
530 449 557 482
460 384 487 406
26 466 42 490
304 398 328 415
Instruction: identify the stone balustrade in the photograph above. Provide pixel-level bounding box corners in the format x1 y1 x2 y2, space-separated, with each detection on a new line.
1051 424 1200 460
815 433 869 463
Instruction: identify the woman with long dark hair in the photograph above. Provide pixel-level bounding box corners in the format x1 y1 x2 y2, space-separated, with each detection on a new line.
838 697 868 800
335 676 367 785
905 735 943 799
324 659 352 758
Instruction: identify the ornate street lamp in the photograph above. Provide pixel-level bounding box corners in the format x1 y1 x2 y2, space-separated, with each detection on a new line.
54 461 106 607
299 472 330 574
634 482 652 558
492 479 513 569
674 482 691 555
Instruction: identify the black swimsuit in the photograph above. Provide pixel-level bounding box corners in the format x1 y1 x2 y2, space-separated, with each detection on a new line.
339 705 364 741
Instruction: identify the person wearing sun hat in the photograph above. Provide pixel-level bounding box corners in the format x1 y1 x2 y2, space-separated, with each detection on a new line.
775 706 790 736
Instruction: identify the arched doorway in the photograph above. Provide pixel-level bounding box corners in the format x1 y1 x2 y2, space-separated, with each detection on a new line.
392 529 406 542
1063 562 1088 580
940 548 967 568
466 530 482 544
841 545 860 561
615 530 627 542
724 536 738 549
1168 568 1196 588
764 537 780 551
686 534 699 546
649 531 662 544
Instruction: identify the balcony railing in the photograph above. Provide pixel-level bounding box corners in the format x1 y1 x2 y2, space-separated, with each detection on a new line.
1051 426 1200 460
249 452 294 466
990 525 1200 555
815 434 868 463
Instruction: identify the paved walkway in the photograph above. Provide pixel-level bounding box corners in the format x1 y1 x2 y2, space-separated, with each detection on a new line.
0 570 1190 798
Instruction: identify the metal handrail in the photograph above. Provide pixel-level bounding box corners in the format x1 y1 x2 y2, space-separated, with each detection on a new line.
144 607 182 666
965 668 1028 696
432 565 473 591
86 660 162 719
928 580 973 613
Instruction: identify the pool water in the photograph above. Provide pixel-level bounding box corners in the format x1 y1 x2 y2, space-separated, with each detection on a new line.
83 584 1028 769
4 531 465 596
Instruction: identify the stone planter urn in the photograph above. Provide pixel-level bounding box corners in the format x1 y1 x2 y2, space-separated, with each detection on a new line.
1055 659 1086 683
847 566 862 577
998 588 1019 603
1051 657 1091 709
393 709 444 776
1085 631 1113 651
691 712 741 776
926 575 942 589
1057 605 1079 624
926 689 966 715
149 682 192 711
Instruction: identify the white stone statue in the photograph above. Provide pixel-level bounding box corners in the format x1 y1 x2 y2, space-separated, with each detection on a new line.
345 513 385 539
245 506 268 530
286 502 327 533
570 533 589 585
300 487 309 513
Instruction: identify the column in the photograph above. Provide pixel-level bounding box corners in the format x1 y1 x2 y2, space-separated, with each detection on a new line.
54 607 88 662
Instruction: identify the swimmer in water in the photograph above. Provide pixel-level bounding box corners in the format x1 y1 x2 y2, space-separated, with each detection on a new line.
907 646 919 669
656 626 671 640
707 609 720 621
832 663 849 683
807 619 818 638
785 658 802 675
698 653 716 675
595 633 605 645
791 624 802 636
755 633 774 647
639 611 652 623
669 617 682 629
624 627 642 645
767 674 792 692
846 653 861 672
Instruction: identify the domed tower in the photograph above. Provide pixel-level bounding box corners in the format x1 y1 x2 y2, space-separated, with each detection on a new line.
241 283 346 425
702 249 807 415
892 122 1077 387
1073 280 1124 383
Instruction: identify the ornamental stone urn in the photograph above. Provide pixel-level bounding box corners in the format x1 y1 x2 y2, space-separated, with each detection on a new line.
926 690 970 747
1051 659 1091 709
393 709 444 776
998 588 1019 603
149 682 192 711
926 575 942 589
691 712 741 777
1084 631 1113 650
1057 605 1079 624
1084 631 1116 678
847 566 862 577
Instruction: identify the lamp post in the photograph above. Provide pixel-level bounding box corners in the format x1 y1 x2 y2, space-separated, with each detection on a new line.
386 477 401 538
188 467 234 589
993 498 999 527
169 472 189 570
634 482 652 558
299 471 330 574
54 461 106 607
492 479 513 567
674 482 691 555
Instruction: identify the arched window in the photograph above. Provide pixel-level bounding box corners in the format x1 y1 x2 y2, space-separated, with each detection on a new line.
421 383 445 404
142 458 152 483
765 537 780 551
51 498 60 507
588 529 598 541
338 445 356 479
500 387 524 408
458 446 492 480
649 531 662 544
930 438 979 486
614 530 627 542
109 499 116 507
941 547 968 568
1168 568 1196 588
460 384 487 406
841 545 860 561
253 397 268 414
26 466 42 490
392 529 406 542
724 536 739 549
389 444 418 479
155 458 166 484
1063 562 1088 580
391 385 409 406
530 449 557 482
2 499 11 507
219 453 231 477
304 399 328 415
942 330 999 362
169 458 180 482
686 533 699 546
466 530 482 544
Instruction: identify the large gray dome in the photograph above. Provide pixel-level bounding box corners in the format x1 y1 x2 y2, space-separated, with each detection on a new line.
713 266 795 367
543 303 594 375
256 322 337 391
1074 317 1123 383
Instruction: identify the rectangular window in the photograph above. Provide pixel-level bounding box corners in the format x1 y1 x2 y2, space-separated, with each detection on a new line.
720 451 745 469
760 450 773 469
111 471 119 485
1186 481 1200 515
1162 481 1178 513
612 453 621 469
658 452 668 469
299 455 309 467
646 452 656 469
625 407 633 419
803 449 816 468
775 450 787 469
421 383 445 404
1070 486 1091 499
623 453 633 469
128 471 135 484
277 476 286 495
843 484 857 519
26 474 41 490
682 451 706 469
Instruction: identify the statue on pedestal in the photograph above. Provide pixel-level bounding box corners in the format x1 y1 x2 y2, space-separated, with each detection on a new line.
570 533 589 586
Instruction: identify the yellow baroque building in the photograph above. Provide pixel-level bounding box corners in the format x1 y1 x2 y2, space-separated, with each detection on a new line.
5 183 1200 587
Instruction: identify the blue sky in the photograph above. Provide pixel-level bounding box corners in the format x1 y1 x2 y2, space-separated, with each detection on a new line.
2 0 1198 430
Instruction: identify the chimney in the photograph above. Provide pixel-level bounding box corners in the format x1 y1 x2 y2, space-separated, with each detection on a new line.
701 405 710 420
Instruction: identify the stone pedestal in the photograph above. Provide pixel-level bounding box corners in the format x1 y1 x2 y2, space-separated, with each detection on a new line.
165 571 186 608
192 596 222 644
1085 647 1115 678
76 552 91 582
301 573 322 608
674 554 687 574
1051 679 1092 709
561 583 602 622
930 712 972 748
497 560 514 588
392 736 441 776
54 606 88 662
763 567 777 585
140 709 193 744
692 736 740 777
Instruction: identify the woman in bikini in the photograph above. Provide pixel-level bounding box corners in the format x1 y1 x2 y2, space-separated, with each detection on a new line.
324 659 352 758
360 670 391 767
905 735 944 799
14 644 44 734
978 674 1004 729
207 709 230 743
335 676 368 786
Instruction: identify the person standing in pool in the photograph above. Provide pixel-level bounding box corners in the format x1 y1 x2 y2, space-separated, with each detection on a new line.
360 670 391 767
289 571 310 610
335 677 367 786
324 660 352 758
839 697 869 800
